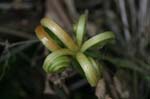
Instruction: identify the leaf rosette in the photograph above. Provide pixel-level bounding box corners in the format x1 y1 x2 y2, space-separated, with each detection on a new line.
35 13 115 86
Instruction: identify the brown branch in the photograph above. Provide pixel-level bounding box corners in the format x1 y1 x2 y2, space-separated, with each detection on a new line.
0 26 35 39
117 0 131 41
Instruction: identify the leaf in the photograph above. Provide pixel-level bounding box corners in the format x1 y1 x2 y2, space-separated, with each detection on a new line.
76 52 99 86
81 31 115 52
43 49 74 73
35 25 60 51
41 18 78 51
75 13 87 46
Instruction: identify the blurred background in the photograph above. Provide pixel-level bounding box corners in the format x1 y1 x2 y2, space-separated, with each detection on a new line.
0 0 150 99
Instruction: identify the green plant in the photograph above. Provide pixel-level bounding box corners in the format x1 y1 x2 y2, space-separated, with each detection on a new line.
35 13 115 86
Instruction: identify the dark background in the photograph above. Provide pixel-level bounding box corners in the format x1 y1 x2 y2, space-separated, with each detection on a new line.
0 0 150 99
